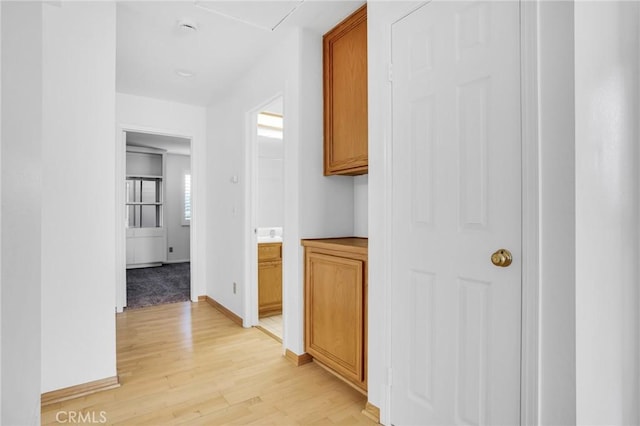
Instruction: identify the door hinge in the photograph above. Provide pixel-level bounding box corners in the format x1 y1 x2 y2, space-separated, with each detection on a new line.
388 63 393 82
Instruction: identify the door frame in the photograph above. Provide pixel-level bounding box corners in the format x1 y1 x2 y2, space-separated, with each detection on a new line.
518 2 541 424
243 92 284 331
115 125 195 312
382 1 540 424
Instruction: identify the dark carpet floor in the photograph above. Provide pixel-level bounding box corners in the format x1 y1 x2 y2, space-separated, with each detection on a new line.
126 262 190 309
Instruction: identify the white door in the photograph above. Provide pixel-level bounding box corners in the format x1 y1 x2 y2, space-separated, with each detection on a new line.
390 1 521 425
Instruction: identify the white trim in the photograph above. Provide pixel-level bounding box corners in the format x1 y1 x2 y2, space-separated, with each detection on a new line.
125 262 162 270
379 4 428 424
162 151 167 252
163 259 190 264
115 124 197 312
244 107 259 329
244 92 284 331
383 14 401 426
126 145 166 155
182 171 191 226
520 1 541 424
115 129 126 312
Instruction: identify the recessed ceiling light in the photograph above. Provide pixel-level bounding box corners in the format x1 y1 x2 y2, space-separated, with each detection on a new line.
177 19 198 34
176 69 195 78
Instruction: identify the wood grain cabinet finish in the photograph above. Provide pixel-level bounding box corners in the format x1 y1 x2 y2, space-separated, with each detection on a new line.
302 238 368 391
323 5 368 176
258 243 282 317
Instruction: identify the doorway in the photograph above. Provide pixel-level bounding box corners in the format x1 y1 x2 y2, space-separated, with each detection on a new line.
123 131 193 309
249 95 284 341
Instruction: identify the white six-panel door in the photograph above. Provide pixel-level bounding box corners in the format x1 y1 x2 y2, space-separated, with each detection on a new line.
390 1 521 424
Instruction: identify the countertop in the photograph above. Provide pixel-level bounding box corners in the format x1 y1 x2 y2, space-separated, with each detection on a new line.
301 237 368 254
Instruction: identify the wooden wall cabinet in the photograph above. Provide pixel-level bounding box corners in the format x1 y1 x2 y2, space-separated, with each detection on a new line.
258 243 282 317
302 238 368 391
323 5 368 176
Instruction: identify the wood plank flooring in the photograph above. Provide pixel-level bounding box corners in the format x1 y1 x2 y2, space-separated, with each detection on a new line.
41 301 376 425
258 314 283 342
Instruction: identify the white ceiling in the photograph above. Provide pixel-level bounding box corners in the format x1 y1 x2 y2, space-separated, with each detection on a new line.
195 1 305 31
126 131 191 155
116 1 365 106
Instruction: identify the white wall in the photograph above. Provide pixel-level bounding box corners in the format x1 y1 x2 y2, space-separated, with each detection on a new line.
206 28 354 353
41 1 117 394
1 2 42 423
166 153 191 262
537 2 577 424
257 136 284 228
116 93 207 302
0 2 2 419
297 28 355 241
206 35 297 321
126 151 163 176
294 28 356 351
575 2 640 424
353 175 368 237
368 3 420 420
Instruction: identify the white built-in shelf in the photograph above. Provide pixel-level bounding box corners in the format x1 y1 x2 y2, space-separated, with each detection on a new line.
125 202 162 206
126 174 163 180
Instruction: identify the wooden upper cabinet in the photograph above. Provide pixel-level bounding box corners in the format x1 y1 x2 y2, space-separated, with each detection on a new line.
323 5 368 176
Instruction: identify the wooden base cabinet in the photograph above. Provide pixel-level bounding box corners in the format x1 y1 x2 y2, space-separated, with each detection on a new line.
258 243 282 317
302 238 367 391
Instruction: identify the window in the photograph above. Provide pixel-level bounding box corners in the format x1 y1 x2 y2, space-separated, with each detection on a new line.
257 112 283 139
125 178 162 228
183 173 191 225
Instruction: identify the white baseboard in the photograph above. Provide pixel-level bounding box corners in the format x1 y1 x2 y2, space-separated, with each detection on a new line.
164 259 190 264
126 262 162 269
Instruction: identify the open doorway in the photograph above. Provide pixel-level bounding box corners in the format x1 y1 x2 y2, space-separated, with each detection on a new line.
124 131 192 309
251 96 284 340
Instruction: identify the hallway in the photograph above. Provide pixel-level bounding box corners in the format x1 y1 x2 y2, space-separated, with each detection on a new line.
41 301 374 425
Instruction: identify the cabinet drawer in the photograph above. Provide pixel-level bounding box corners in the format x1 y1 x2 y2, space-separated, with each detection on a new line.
258 243 281 261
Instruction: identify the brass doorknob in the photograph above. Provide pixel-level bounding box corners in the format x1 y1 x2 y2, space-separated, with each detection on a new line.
491 249 513 267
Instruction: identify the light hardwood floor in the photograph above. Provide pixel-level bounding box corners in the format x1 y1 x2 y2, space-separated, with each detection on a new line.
258 314 283 341
42 301 376 425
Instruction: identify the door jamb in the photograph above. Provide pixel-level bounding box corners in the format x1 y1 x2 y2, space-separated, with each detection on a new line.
519 2 541 424
243 93 284 331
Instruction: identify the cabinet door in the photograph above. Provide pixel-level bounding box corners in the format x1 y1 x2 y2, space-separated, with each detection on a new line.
305 252 364 383
323 5 368 176
258 260 282 316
